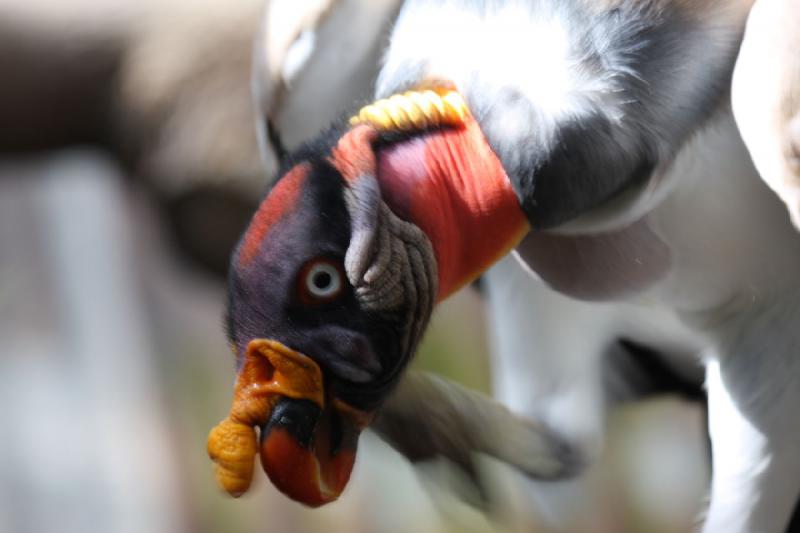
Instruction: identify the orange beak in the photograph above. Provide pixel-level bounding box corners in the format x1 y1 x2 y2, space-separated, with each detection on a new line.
207 339 371 506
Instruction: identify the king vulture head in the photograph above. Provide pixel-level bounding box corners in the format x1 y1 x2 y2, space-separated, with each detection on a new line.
208 0 756 508
207 89 529 506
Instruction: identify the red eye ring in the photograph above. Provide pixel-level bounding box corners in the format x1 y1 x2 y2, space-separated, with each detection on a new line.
297 258 346 304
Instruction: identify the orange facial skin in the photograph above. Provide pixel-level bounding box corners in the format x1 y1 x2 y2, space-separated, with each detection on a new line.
260 412 358 507
207 339 369 505
239 163 311 267
207 339 324 497
328 125 379 184
376 114 529 299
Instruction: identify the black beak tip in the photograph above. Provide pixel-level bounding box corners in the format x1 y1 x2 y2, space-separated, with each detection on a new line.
263 397 322 448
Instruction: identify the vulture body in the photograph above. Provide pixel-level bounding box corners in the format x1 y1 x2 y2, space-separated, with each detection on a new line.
211 1 800 532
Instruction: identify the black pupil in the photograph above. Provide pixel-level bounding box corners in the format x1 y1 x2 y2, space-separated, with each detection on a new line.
312 270 332 290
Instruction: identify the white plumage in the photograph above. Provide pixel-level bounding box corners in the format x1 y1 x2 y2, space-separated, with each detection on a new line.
255 1 800 531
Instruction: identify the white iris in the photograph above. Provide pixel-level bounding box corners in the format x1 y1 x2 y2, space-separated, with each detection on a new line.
305 262 341 299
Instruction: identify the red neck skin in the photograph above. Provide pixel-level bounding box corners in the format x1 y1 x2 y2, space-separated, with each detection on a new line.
376 117 529 301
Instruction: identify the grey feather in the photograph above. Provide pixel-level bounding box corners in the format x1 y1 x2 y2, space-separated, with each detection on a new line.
372 371 584 501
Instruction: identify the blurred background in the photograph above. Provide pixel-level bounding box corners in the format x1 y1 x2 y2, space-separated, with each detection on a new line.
0 1 708 531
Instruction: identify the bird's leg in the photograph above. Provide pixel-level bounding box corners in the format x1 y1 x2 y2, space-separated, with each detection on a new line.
699 298 800 533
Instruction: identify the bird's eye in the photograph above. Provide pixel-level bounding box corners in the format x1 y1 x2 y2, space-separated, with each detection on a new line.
298 259 345 303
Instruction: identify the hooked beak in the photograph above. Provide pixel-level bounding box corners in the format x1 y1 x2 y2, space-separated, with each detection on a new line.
208 339 372 506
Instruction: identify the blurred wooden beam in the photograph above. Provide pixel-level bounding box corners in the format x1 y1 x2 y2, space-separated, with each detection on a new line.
0 152 186 533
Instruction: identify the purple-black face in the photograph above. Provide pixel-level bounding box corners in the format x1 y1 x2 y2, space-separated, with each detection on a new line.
215 129 437 506
229 161 384 398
